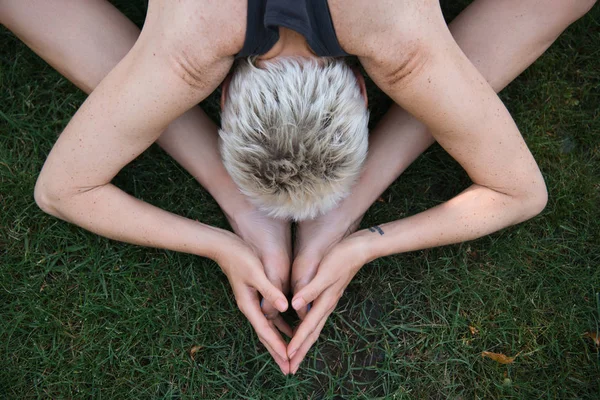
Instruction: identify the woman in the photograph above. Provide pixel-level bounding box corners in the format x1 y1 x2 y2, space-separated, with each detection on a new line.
0 0 595 375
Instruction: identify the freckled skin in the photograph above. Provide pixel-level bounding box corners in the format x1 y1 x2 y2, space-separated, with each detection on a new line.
4 0 593 375
1 0 296 374
289 0 548 259
288 0 592 373
3 0 552 278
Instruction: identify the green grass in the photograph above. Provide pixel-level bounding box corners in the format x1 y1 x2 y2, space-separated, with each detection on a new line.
1 1 599 398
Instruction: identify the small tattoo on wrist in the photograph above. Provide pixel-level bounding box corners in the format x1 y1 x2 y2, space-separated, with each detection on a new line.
368 226 384 235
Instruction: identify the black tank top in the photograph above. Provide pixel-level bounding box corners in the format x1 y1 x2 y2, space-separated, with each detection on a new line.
237 0 349 58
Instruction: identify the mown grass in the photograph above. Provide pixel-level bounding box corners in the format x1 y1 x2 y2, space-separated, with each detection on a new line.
1 1 599 398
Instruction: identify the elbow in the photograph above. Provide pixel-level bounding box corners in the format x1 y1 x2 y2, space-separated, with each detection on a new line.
529 186 548 218
34 176 63 219
519 182 548 222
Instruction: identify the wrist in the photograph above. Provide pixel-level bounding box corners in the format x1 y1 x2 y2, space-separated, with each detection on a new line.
199 224 237 264
349 228 383 266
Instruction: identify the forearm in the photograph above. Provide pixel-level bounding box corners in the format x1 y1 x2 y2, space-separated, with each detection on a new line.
352 0 568 259
335 0 589 224
35 182 227 259
365 184 544 261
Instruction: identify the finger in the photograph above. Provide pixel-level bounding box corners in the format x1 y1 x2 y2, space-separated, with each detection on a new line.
260 298 294 338
261 300 282 320
255 274 288 313
295 302 313 322
254 302 291 374
287 294 336 360
261 258 289 320
290 314 330 374
260 298 279 320
238 291 289 362
261 334 291 375
291 255 320 319
260 297 279 321
271 315 294 338
291 271 334 312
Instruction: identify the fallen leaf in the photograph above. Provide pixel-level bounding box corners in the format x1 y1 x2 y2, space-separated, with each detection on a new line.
469 326 479 335
481 351 520 364
189 345 203 358
584 332 600 346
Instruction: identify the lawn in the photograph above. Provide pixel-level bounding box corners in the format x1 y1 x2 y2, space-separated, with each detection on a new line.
1 1 599 398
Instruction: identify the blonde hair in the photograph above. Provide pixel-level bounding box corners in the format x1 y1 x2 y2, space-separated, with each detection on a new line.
219 57 369 220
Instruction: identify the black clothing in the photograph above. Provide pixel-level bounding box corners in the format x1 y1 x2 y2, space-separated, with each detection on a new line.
236 0 348 58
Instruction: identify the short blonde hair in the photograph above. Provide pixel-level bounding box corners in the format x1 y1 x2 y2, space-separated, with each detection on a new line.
219 57 369 220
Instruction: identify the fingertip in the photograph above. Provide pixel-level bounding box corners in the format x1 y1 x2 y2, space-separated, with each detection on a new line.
275 298 288 313
277 359 289 375
292 297 305 310
279 361 289 375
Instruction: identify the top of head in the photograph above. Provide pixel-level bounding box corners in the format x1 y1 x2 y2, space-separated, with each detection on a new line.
219 57 369 221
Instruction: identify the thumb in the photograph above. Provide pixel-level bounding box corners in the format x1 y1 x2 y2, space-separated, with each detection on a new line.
260 256 289 319
256 274 288 313
291 254 321 320
291 271 331 312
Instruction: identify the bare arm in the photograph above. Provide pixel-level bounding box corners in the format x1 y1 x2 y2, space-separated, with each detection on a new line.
0 0 254 220
293 0 571 296
317 0 594 233
30 0 240 258
1 1 294 372
359 12 547 257
293 0 595 305
287 0 550 371
286 0 594 372
327 0 548 258
9 0 292 372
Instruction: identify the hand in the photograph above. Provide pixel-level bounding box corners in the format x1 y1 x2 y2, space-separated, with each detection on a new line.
287 230 375 373
225 208 293 336
292 211 363 320
213 230 291 374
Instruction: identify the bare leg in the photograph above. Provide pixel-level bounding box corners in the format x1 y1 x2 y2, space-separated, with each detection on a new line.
0 0 292 333
292 0 597 317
